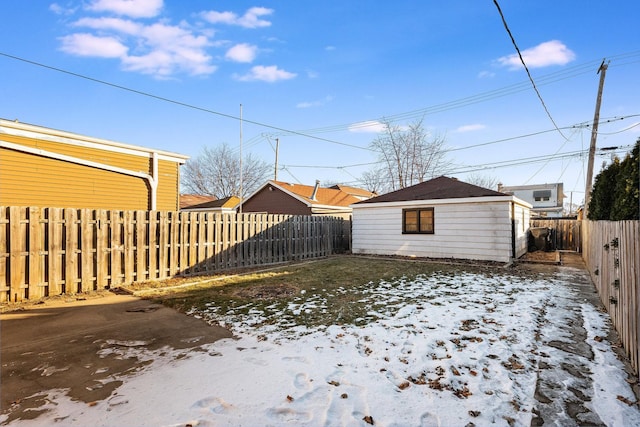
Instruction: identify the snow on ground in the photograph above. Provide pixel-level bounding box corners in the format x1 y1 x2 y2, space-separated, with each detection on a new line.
3 268 640 427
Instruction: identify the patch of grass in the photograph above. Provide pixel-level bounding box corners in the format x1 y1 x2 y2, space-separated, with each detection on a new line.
131 255 546 331
131 256 466 328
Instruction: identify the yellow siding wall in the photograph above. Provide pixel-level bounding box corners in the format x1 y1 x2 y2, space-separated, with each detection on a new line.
156 160 180 211
0 133 181 210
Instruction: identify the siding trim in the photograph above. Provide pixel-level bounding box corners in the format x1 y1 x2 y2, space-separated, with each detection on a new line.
1 140 159 210
352 195 532 209
0 120 188 163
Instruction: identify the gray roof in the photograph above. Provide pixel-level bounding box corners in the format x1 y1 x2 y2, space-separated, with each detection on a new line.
356 176 507 204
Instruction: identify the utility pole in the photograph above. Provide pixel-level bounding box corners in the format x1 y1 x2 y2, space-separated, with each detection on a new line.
583 60 608 218
274 138 279 181
239 103 243 214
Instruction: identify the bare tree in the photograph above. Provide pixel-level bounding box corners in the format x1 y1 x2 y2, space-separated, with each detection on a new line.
464 173 499 191
366 118 450 193
181 143 271 198
359 169 387 194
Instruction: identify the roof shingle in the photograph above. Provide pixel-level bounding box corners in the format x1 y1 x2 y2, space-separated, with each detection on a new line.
356 176 506 204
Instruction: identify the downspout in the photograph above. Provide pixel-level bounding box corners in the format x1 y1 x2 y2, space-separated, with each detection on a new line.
0 140 158 209
150 152 158 211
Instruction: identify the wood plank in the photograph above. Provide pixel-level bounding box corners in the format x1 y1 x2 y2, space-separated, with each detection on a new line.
9 207 25 300
96 210 109 289
157 211 168 280
64 208 78 294
135 210 147 282
123 210 135 285
28 207 44 298
169 211 179 276
196 212 206 273
205 213 214 273
110 211 123 286
148 211 158 280
0 207 7 302
188 212 197 272
80 209 95 292
180 212 190 274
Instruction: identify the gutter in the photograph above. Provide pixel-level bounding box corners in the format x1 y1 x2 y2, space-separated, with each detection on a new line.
0 140 159 210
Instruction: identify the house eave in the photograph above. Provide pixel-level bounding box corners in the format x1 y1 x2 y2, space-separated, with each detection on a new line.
0 118 189 164
351 195 532 209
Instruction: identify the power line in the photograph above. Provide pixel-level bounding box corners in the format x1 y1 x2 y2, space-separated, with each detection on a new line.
279 115 638 171
291 53 640 137
0 51 375 152
492 0 569 141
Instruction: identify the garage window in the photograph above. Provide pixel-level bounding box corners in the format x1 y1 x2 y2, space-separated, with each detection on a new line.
403 208 434 234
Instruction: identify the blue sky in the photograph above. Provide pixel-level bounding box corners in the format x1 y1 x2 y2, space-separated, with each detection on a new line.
2 0 639 205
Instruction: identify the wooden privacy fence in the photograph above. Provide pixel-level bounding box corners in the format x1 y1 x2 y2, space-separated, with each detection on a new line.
530 219 582 251
582 220 639 376
0 206 350 303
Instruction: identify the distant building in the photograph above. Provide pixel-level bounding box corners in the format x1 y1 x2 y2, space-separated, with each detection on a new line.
241 180 371 219
180 194 217 209
180 195 240 214
328 184 377 201
497 182 564 218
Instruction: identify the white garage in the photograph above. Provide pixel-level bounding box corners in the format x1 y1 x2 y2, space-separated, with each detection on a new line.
351 176 532 263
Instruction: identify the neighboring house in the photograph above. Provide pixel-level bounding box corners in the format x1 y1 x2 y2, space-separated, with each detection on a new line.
351 176 532 263
329 184 377 201
180 194 217 209
0 118 188 210
241 180 366 219
181 196 241 214
497 182 564 218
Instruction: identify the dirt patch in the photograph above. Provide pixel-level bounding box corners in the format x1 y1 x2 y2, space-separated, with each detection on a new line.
519 250 560 264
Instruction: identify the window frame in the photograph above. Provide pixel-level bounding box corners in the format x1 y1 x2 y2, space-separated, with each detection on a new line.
402 207 435 234
533 190 551 202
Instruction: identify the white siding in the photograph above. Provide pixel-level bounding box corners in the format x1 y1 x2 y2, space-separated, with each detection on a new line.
352 200 527 263
512 201 530 258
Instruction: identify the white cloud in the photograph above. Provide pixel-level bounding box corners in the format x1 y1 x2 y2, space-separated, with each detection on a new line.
325 45 336 51
496 40 576 70
296 95 333 109
201 6 273 28
455 124 487 133
225 43 257 63
65 17 215 78
348 120 387 133
86 0 163 18
55 3 281 79
74 17 142 35
59 33 128 58
50 3 76 15
478 70 495 79
234 65 296 82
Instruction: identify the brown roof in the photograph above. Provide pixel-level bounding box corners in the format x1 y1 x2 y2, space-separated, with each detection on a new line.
179 194 217 209
329 184 377 199
182 195 240 210
271 181 361 207
356 176 507 204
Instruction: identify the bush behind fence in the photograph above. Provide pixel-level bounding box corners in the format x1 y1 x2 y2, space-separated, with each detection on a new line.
0 206 350 303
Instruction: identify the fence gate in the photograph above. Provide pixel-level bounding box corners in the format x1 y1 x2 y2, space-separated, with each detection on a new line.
530 219 582 252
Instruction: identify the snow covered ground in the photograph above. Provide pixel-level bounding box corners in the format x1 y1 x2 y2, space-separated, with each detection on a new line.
3 266 639 427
